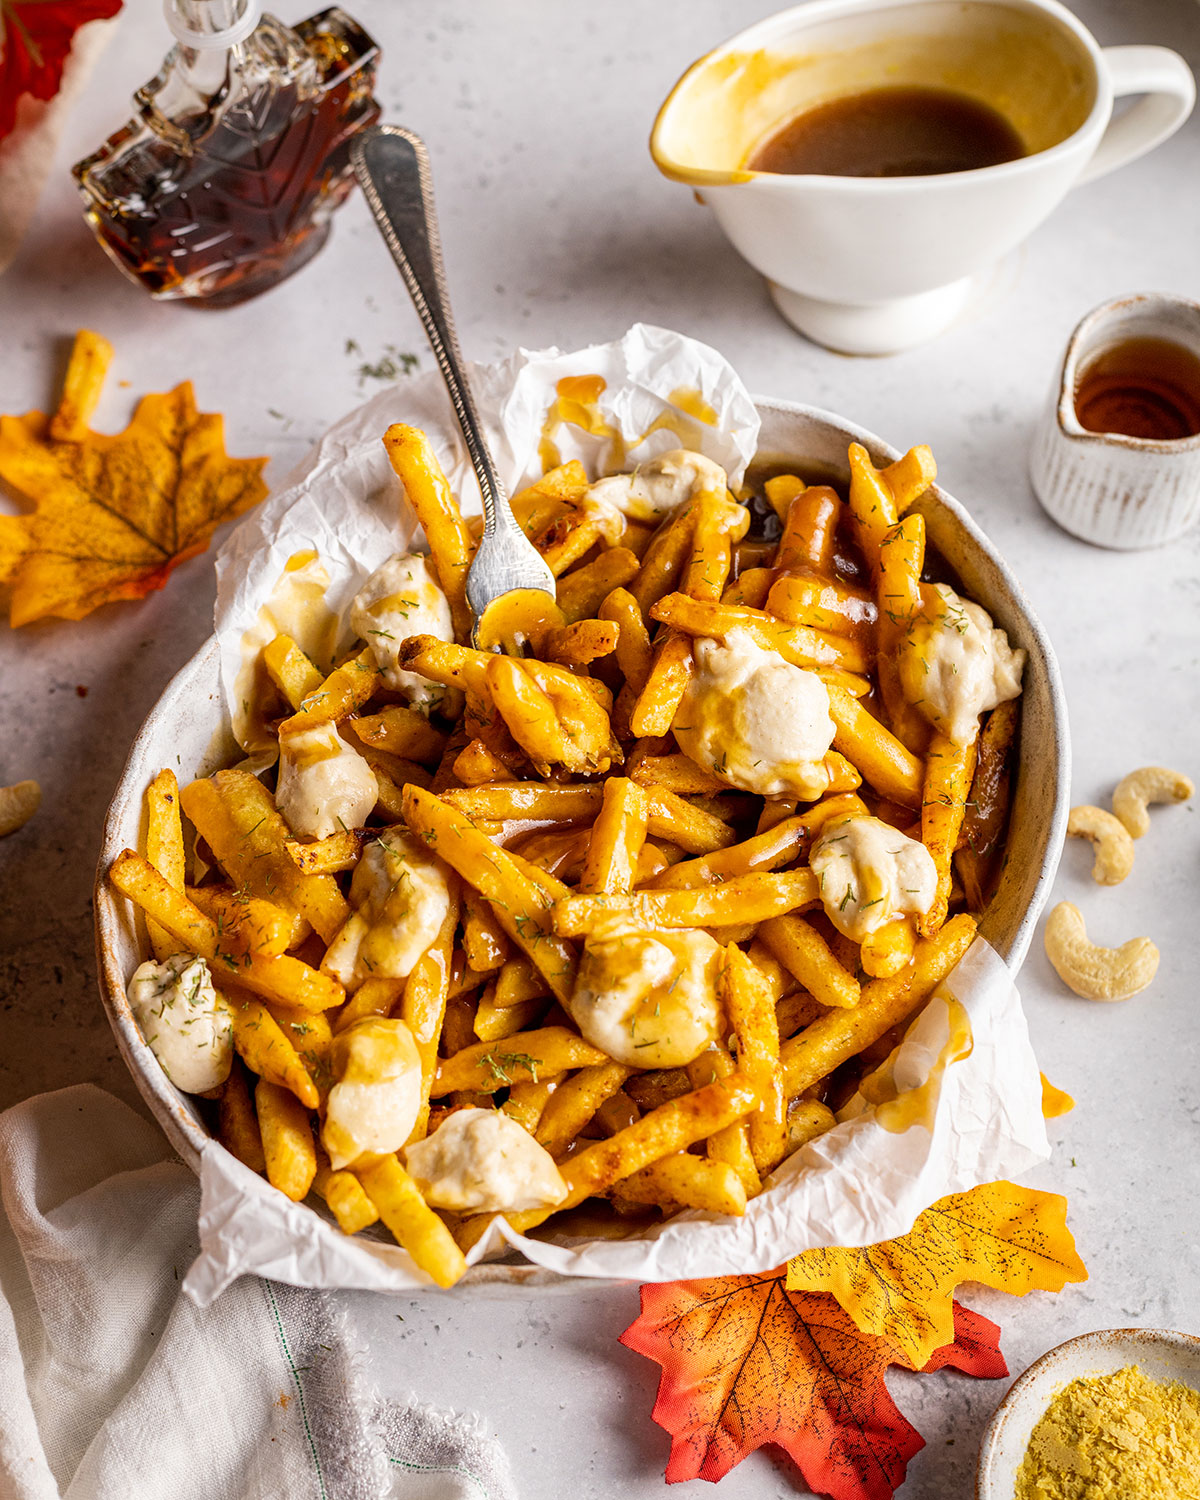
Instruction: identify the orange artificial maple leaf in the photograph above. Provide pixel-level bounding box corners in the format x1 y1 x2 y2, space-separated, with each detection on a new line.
0 330 268 625
620 1273 1006 1499
786 1180 1088 1369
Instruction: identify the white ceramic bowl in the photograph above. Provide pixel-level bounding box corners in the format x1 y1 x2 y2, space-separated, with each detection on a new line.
94 396 1070 1287
976 1327 1200 1498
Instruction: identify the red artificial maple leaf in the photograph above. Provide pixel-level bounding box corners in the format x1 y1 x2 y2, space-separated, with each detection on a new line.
0 0 123 140
620 1271 1007 1500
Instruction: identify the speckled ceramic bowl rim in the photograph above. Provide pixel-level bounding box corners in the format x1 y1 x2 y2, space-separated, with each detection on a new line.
975 1326 1200 1498
94 394 1070 1291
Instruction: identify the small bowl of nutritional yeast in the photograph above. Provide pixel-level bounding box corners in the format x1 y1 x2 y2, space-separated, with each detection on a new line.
976 1327 1200 1500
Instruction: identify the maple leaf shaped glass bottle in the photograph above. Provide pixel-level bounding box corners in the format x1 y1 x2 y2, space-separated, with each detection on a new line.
72 0 380 306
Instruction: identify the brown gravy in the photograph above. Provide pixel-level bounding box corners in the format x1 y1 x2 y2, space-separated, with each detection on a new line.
1074 336 1200 441
746 86 1026 178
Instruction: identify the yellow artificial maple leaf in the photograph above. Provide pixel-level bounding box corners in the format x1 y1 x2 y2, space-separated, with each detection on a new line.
0 330 268 625
786 1181 1088 1368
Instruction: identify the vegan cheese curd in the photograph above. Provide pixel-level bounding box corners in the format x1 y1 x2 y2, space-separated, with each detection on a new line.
322 830 451 988
673 627 836 799
587 448 729 523
275 722 378 839
126 953 233 1094
350 553 455 707
810 815 937 941
899 582 1026 747
405 1108 567 1213
570 916 723 1068
322 1016 423 1170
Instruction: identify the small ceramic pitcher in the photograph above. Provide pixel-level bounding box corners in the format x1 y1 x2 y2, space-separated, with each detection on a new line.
1030 293 1200 549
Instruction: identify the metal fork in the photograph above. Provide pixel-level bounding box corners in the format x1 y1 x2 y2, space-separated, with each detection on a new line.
351 125 556 650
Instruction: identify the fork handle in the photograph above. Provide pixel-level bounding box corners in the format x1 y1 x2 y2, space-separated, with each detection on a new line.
351 125 510 537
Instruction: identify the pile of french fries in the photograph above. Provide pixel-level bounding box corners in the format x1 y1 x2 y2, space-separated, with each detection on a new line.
109 422 1019 1288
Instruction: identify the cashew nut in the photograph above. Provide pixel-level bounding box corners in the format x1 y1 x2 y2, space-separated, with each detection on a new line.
1043 901 1159 1001
1066 804 1135 885
1112 765 1194 839
0 780 40 837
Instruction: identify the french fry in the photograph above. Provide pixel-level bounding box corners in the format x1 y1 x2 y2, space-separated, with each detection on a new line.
511 460 590 536
285 828 366 876
826 686 924 808
556 547 640 622
383 423 475 641
334 976 405 1033
486 654 614 775
766 570 876 641
110 851 344 1014
628 631 694 737
759 913 861 1010
598 586 653 694
628 752 727 797
534 500 623 576
145 769 186 961
534 1060 632 1157
630 503 700 614
859 917 917 979
545 618 620 666
462 886 509 972
432 1027 607 1097
776 990 829 1041
846 443 935 573
919 732 978 936
956 700 1018 910
721 567 773 608
181 770 349 941
780 914 976 1097
395 635 492 703
401 785 578 1003
268 1005 332 1087
785 1098 837 1154
722 945 787 1176
352 704 447 764
616 1154 747 1216
473 990 544 1041
452 738 518 787
278 647 381 737
876 514 931 753
679 491 749 600
649 594 869 674
354 1153 468 1288
494 955 550 1008
231 995 319 1108
262 634 323 711
500 1075 561 1133
217 1061 265 1172
401 893 460 1141
554 869 820 936
774 484 840 573
577 778 648 895
188 885 293 958
48 328 113 442
255 1079 316 1202
313 1155 380 1234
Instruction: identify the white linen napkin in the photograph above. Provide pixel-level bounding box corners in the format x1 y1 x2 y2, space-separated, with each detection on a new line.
0 1085 516 1500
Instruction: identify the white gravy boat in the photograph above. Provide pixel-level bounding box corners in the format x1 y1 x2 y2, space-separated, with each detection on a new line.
650 0 1194 355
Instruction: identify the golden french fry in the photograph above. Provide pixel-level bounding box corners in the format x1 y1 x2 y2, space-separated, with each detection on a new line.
355 1153 468 1287
433 1026 607 1097
231 995 320 1108
534 1060 632 1157
494 956 550 1008
48 328 113 442
786 1098 837 1154
628 751 726 797
544 618 620 667
919 732 978 936
860 917 917 979
630 502 700 614
352 704 447 764
629 631 694 738
145 769 186 962
255 1079 317 1202
313 1155 380 1234
554 869 819 936
598 586 653 694
383 423 475 641
285 828 366 876
774 484 840 573
556 547 640 622
722 566 773 609
188 886 293 958
616 1154 747 1216
278 647 381 737
401 785 578 1003
262 634 323 711
577 778 648 895
486 654 614 775
826 685 924 808
722 945 787 1176
766 570 875 641
452 738 519 787
462 886 509 972
217 1062 265 1172
512 461 590 536
500 1075 562 1133
780 914 976 1097
759 912 861 1010
473 991 544 1041
679 491 749 601
400 893 460 1142
334 976 405 1034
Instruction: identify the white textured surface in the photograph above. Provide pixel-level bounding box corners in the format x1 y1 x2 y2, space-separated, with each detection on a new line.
0 1 1198 1496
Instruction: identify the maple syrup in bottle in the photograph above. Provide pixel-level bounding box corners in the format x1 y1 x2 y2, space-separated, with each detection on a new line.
1073 336 1200 441
72 0 380 307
